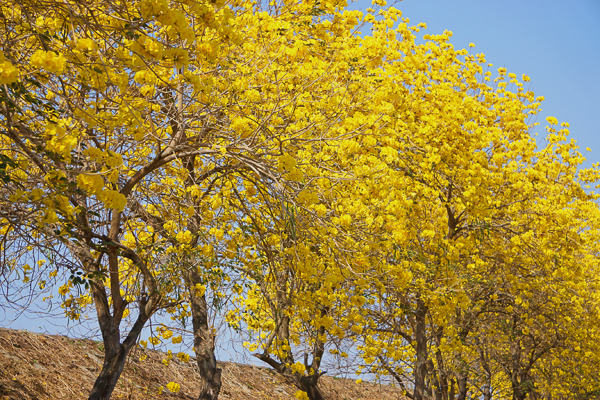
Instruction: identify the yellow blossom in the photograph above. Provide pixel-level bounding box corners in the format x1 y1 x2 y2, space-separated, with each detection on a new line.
295 391 309 400
172 335 183 344
98 189 127 211
58 284 69 296
77 174 104 195
0 59 19 84
166 382 180 393
75 38 98 52
83 147 105 162
148 336 161 345
30 50 67 73
194 284 206 297
105 151 123 167
291 361 306 375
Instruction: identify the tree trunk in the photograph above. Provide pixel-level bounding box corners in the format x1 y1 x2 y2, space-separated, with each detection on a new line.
255 351 325 400
483 383 492 400
88 343 128 400
87 278 151 400
299 376 325 400
432 346 448 400
190 269 222 400
87 312 148 400
511 378 528 400
432 369 443 400
456 373 468 400
478 343 493 400
510 340 527 400
414 296 429 400
482 368 492 400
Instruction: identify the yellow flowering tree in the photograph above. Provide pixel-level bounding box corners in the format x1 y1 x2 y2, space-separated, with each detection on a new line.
0 0 406 399
212 5 422 399
326 25 600 400
229 198 348 400
0 0 246 398
0 0 382 399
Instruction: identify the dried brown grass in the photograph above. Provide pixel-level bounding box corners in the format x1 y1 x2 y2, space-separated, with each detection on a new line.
0 328 406 400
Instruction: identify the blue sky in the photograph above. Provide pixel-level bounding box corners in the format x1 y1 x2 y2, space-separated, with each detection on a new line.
353 0 600 168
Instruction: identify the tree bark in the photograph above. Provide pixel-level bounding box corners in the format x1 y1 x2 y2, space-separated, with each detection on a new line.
414 296 429 400
432 344 448 400
189 268 222 400
483 383 492 400
456 373 468 400
255 351 326 400
88 342 129 400
87 297 150 400
299 375 325 400
87 277 128 400
510 340 527 400
87 266 158 400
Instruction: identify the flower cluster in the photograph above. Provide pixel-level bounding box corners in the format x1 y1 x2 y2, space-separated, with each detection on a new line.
30 49 67 73
166 382 180 393
98 189 127 212
0 54 18 84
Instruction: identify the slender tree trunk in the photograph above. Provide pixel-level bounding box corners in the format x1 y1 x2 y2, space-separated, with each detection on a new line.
449 378 455 400
182 148 222 399
483 383 492 400
512 390 527 400
482 368 492 400
433 346 448 400
478 342 493 400
414 296 429 400
299 307 328 400
432 370 443 400
510 341 527 400
456 373 468 400
254 313 325 400
511 378 527 400
189 268 222 400
255 350 325 400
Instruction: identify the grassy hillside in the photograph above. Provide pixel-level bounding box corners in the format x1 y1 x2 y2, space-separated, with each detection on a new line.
0 328 405 400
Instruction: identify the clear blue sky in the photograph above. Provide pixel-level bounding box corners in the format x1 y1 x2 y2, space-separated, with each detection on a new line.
353 0 600 168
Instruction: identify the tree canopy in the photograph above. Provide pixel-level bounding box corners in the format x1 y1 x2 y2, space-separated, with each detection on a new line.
2 1 600 400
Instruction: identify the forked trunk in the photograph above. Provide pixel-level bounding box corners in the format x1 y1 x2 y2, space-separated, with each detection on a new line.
87 315 145 400
510 340 528 400
87 276 157 400
254 346 325 400
87 277 148 400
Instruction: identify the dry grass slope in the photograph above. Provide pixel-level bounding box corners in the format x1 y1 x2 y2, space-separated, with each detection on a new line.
0 328 406 400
